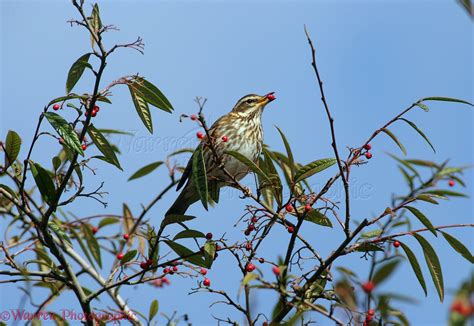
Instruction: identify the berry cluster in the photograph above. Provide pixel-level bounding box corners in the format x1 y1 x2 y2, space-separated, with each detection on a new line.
85 105 100 118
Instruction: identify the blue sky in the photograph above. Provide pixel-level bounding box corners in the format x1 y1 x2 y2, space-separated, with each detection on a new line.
1 1 473 325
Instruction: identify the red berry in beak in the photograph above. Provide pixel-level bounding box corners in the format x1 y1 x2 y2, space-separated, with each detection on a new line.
266 92 276 102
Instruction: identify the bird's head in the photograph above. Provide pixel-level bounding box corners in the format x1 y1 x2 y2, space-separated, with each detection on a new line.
231 92 276 116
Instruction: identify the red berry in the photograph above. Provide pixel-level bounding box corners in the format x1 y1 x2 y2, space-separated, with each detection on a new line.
82 144 87 151
365 152 372 159
91 111 97 117
251 217 258 223
123 233 130 240
248 224 255 231
246 263 256 272
190 114 197 121
221 136 229 142
206 232 213 240
197 132 204 140
163 267 170 274
146 259 153 266
364 143 372 150
362 281 375 293
172 265 178 272
203 278 211 287
368 309 375 316
91 227 99 234
365 314 373 322
140 261 148 269
272 266 280 275
287 226 295 233
448 180 455 187
304 204 312 212
200 268 207 275
245 242 252 251
266 93 276 101
285 204 294 213
263 322 269 326
93 105 100 112
53 104 60 111
116 253 124 260
393 240 401 248
162 277 170 285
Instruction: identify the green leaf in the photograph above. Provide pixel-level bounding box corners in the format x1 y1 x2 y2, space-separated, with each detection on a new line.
69 227 96 269
275 127 295 179
441 231 474 264
192 146 208 210
421 97 473 106
226 150 270 183
423 189 467 198
398 118 436 153
128 85 153 133
304 209 333 228
65 53 91 93
164 240 206 267
360 229 383 239
162 214 196 227
382 128 407 155
405 206 437 236
82 224 102 268
131 77 173 113
30 161 56 205
128 161 163 181
149 299 159 321
399 242 427 296
355 243 383 252
203 241 217 268
87 124 122 170
4 130 21 169
52 156 61 171
120 250 137 265
372 259 400 285
415 194 439 205
91 4 102 35
242 272 258 287
98 217 119 228
173 230 205 240
293 158 336 183
415 102 430 112
0 184 18 200
44 112 84 156
48 222 73 248
47 94 83 107
413 234 444 302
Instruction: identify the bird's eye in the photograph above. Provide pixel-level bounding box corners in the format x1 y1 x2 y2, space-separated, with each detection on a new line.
246 99 254 104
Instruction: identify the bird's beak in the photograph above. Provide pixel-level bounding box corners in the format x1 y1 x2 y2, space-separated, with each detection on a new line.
258 92 276 105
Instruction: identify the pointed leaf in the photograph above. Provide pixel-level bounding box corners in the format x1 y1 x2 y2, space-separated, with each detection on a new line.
421 97 473 106
415 103 429 112
128 161 163 181
132 77 173 112
413 234 444 302
226 150 270 183
44 112 84 156
400 242 428 296
405 206 437 236
87 124 122 170
128 85 153 133
399 118 435 153
82 224 102 268
304 209 332 228
164 240 206 267
441 231 474 263
120 250 138 265
382 128 407 155
30 161 56 205
149 299 159 321
293 158 336 183
192 146 208 210
4 130 22 169
48 222 73 248
162 214 196 227
372 259 400 285
203 241 217 268
65 53 91 93
275 126 295 179
361 229 383 239
173 230 205 240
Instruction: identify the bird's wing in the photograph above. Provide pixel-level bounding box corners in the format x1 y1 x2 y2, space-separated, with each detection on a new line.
176 148 195 190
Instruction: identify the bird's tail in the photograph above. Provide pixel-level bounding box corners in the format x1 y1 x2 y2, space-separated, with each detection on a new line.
165 185 199 216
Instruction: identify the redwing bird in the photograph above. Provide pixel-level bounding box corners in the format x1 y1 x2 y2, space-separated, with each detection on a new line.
166 93 276 216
